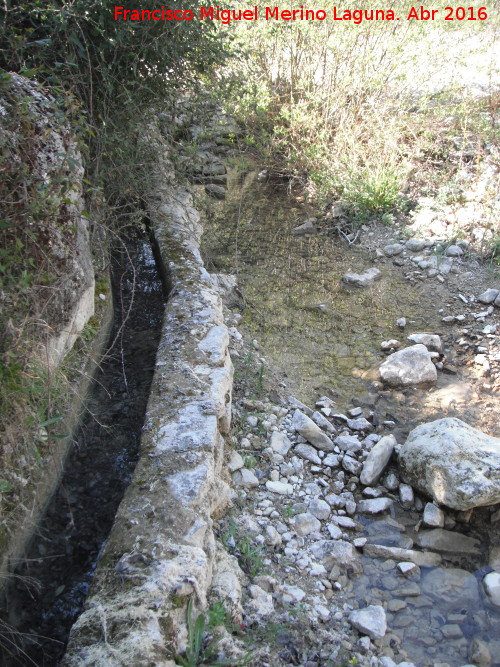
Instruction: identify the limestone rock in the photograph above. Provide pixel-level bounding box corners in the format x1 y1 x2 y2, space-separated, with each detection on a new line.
308 498 331 520
469 638 492 665
406 238 427 252
291 409 334 451
295 443 321 465
247 585 275 618
348 605 387 640
232 468 259 488
379 344 437 386
397 562 419 577
342 267 381 288
294 512 321 536
280 584 306 603
399 483 414 509
335 434 362 453
198 325 229 365
422 503 445 528
265 480 293 495
445 244 463 257
357 498 393 515
270 431 292 456
227 451 244 473
362 544 442 567
399 418 500 510
342 455 363 475
415 528 480 555
407 332 443 353
482 571 500 609
347 417 373 432
360 435 396 486
381 339 401 351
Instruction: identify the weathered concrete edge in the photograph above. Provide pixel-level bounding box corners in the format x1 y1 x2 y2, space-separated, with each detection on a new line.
63 155 234 665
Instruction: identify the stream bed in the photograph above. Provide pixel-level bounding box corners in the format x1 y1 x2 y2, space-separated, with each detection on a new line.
0 228 166 665
200 165 500 666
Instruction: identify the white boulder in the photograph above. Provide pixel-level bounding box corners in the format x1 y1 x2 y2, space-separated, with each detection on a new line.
399 418 500 510
379 344 437 386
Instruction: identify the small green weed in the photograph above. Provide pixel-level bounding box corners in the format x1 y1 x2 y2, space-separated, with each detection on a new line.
342 165 404 217
175 598 252 666
243 455 257 469
222 520 265 578
281 505 298 519
489 235 500 265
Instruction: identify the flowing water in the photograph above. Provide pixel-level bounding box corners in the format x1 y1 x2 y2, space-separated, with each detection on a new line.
0 228 166 665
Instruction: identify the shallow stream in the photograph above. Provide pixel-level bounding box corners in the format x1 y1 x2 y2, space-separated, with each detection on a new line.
200 165 500 666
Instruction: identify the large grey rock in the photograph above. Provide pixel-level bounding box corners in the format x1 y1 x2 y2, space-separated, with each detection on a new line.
445 244 463 257
342 267 381 288
342 455 363 475
308 498 331 520
379 344 437 386
291 409 334 451
422 568 479 611
399 418 500 510
265 480 293 495
415 528 480 555
348 605 387 640
399 483 414 509
280 584 306 603
360 435 396 486
198 325 229 365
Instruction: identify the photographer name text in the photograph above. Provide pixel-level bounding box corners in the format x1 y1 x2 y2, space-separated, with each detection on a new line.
113 5 490 24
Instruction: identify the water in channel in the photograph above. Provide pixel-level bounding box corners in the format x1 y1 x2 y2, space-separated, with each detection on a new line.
0 227 166 665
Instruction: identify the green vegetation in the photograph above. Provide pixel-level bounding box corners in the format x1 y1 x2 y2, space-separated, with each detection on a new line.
222 519 265 577
175 598 251 666
0 1 230 560
211 0 498 219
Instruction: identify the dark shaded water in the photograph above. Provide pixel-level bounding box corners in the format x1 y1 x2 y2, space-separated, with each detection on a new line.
0 228 166 665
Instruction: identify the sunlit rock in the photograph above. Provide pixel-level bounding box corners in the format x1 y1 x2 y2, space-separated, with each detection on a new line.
399 418 500 510
379 344 437 386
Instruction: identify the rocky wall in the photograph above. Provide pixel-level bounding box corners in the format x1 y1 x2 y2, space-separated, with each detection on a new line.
62 138 234 665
